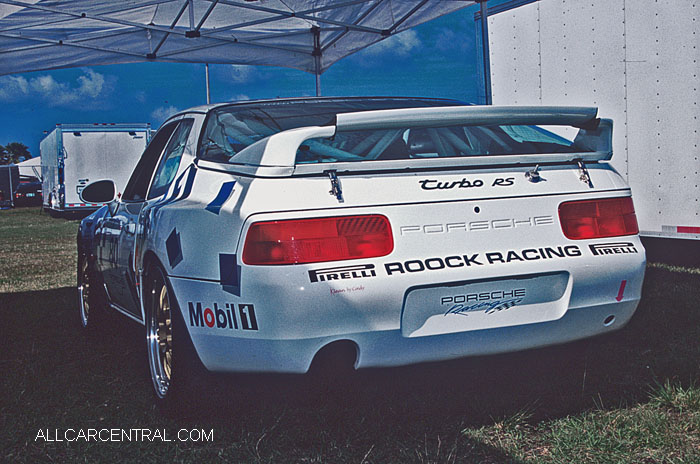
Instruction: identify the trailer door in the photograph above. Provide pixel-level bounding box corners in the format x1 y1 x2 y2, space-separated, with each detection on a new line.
62 130 148 207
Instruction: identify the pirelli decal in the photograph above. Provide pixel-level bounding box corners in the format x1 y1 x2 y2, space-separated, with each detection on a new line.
308 264 376 283
589 242 639 256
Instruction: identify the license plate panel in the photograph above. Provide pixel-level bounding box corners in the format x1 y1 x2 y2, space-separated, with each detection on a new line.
402 272 570 337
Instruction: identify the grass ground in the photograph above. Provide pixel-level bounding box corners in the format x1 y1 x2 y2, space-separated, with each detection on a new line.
0 207 77 292
0 207 698 463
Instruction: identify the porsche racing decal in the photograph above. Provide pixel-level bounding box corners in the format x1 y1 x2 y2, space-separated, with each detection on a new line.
441 289 526 317
188 302 258 331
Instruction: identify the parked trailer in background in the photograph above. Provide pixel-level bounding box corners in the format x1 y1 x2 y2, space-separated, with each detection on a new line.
476 0 700 240
41 123 151 215
0 164 19 208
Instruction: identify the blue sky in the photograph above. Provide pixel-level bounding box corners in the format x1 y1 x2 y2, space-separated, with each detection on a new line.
0 2 501 158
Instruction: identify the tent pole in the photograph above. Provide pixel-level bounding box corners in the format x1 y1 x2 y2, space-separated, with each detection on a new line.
477 0 492 105
205 63 211 104
315 69 321 97
312 26 322 97
9 166 14 208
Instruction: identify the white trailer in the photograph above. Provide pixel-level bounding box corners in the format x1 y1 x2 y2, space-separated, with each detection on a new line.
476 0 700 239
41 123 151 214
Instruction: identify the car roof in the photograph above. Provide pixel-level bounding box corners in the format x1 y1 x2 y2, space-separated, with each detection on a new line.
167 96 467 121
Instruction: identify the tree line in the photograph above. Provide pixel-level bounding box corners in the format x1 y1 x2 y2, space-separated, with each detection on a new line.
0 142 31 165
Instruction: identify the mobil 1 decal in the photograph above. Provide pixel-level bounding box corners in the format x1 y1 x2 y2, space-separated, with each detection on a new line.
383 245 582 276
188 302 258 331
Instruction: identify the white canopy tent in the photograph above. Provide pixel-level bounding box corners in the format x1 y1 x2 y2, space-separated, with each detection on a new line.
0 0 477 96
16 155 41 179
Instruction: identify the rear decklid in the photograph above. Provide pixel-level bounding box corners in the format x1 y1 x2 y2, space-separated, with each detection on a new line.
198 105 623 221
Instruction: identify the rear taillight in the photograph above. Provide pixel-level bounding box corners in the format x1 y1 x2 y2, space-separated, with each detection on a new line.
242 215 393 265
559 197 639 240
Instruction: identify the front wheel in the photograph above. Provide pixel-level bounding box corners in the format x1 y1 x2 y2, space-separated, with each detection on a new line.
77 252 106 331
144 264 206 405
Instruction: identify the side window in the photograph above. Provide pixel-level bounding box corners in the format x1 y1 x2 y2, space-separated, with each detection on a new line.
122 122 179 202
148 119 193 199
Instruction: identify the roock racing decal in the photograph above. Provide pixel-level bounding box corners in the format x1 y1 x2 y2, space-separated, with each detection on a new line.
419 177 515 190
589 242 638 256
188 302 258 331
399 216 554 235
384 245 581 276
308 264 376 283
441 289 526 316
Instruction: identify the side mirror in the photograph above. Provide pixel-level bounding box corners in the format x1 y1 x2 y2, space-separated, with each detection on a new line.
80 179 116 203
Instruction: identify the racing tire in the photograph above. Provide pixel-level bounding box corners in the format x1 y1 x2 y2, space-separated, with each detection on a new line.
77 251 107 333
144 263 207 409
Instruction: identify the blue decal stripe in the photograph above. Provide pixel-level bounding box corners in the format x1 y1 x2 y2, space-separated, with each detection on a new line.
219 253 240 296
176 165 197 202
151 163 193 207
205 181 236 214
166 228 183 268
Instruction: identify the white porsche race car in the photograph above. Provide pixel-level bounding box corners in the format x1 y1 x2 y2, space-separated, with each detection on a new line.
76 97 646 402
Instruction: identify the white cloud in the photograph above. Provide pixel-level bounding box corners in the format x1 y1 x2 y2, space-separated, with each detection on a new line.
229 65 256 84
150 105 180 123
230 94 250 102
77 69 105 98
363 30 421 57
0 76 29 99
0 69 106 106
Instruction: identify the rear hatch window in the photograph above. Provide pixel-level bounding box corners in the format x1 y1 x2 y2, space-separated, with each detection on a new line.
198 98 463 163
296 124 586 164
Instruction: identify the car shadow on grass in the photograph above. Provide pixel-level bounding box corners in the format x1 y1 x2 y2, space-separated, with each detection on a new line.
1 265 698 462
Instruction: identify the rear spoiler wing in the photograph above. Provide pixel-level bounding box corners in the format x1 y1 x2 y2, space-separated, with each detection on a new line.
197 106 612 177
334 105 599 131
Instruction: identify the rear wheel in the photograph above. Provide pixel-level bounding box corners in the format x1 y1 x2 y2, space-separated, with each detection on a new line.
145 263 206 405
77 252 106 331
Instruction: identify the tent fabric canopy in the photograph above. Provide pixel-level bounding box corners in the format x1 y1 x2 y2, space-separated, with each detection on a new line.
0 0 473 76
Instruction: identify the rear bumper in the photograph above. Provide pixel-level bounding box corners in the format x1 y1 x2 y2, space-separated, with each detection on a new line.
170 274 642 374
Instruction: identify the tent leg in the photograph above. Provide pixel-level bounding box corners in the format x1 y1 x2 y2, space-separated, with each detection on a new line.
477 0 492 105
205 63 211 104
312 26 322 97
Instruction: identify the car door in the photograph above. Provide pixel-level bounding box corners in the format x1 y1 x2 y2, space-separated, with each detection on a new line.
101 119 190 316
